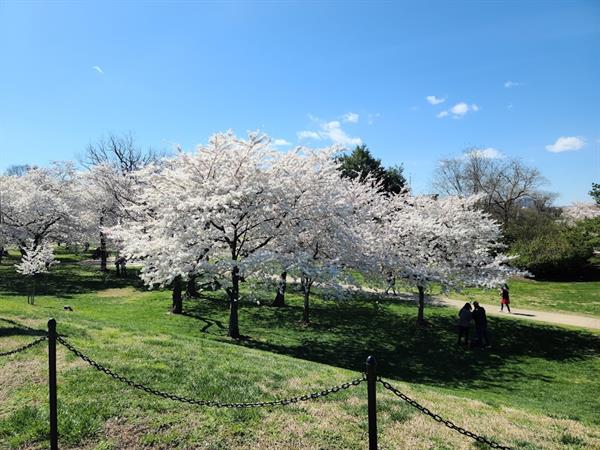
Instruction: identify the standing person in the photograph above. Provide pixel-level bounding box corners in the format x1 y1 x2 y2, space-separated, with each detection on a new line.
472 301 489 348
457 303 472 347
385 271 397 296
500 283 511 313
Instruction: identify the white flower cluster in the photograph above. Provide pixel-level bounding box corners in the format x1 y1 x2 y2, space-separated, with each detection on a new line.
562 202 600 223
15 240 58 276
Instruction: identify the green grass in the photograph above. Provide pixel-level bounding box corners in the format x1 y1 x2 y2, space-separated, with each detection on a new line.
1 250 599 449
451 278 600 316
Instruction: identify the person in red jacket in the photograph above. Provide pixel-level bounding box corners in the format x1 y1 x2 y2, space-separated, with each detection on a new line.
499 284 511 313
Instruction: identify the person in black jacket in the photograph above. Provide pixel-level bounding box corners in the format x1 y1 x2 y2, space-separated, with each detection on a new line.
472 301 490 348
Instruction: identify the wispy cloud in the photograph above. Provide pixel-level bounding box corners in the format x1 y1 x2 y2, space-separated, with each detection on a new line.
437 102 479 119
297 115 362 147
297 130 321 140
273 138 291 146
504 80 523 88
367 113 381 124
545 136 585 153
465 147 504 159
426 95 446 105
342 112 359 123
92 65 104 75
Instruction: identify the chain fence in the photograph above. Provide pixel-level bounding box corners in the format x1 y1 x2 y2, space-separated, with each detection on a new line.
1 319 511 449
0 335 47 357
377 377 511 449
56 335 365 408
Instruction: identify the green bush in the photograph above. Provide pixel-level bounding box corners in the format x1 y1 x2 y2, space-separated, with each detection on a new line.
510 217 599 280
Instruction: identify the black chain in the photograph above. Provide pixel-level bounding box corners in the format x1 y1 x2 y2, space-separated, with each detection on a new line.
378 377 511 449
57 335 364 408
0 336 47 357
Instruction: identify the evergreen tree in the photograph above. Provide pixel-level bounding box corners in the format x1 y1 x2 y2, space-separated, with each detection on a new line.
336 144 406 194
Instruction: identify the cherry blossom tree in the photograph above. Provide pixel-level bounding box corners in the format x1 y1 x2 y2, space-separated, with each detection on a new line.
265 148 386 323
0 163 88 253
16 240 58 304
108 131 309 338
562 202 600 223
377 193 521 324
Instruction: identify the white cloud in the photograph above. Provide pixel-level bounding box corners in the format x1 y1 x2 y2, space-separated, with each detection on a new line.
466 147 504 159
92 65 104 74
426 95 446 105
545 136 585 153
273 138 291 146
438 102 479 119
321 120 362 146
342 112 359 123
450 102 469 116
504 81 523 88
297 131 321 140
297 116 362 147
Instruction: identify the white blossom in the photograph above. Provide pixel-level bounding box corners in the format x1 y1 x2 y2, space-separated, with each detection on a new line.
15 240 58 276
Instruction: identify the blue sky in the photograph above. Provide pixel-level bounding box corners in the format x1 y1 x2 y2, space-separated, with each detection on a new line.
1 1 598 204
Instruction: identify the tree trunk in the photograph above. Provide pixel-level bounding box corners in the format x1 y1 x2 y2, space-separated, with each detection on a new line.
301 275 311 324
186 273 200 298
171 276 183 314
0 247 3 264
228 266 241 338
28 278 36 305
99 231 108 272
272 271 287 307
417 285 426 325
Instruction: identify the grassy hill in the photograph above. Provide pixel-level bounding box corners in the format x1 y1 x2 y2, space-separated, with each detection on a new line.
1 251 599 449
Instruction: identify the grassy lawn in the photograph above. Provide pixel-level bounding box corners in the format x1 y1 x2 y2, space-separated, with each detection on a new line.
450 279 600 317
1 251 599 449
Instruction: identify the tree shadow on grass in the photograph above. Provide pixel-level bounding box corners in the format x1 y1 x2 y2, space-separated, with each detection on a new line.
0 318 47 338
0 256 146 298
181 311 225 333
182 294 600 390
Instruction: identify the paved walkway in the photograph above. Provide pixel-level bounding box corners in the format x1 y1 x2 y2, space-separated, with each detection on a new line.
434 296 600 330
283 277 600 330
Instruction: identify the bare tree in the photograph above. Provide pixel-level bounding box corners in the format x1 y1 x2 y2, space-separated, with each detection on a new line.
82 132 158 174
4 165 36 177
433 149 554 228
82 132 158 271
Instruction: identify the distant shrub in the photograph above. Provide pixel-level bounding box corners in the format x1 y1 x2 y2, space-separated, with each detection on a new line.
510 217 599 280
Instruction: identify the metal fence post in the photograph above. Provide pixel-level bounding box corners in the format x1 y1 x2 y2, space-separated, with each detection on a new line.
366 355 377 450
48 319 58 450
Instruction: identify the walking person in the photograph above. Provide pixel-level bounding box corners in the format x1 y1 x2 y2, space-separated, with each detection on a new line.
472 301 489 348
457 302 472 347
385 271 397 296
499 283 511 313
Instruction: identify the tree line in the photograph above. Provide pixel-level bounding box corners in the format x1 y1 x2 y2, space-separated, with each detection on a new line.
1 132 597 337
